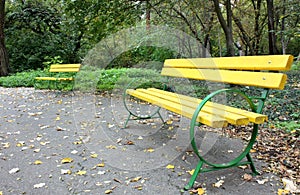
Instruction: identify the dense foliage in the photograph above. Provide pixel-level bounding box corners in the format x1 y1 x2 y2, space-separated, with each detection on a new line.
2 0 299 73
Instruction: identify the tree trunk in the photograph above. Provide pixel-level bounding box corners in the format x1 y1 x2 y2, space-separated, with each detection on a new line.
252 0 262 55
266 0 279 54
146 0 150 31
0 0 9 76
213 0 235 56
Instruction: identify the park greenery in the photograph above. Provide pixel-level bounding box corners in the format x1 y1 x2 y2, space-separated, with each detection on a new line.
0 1 299 132
0 0 299 75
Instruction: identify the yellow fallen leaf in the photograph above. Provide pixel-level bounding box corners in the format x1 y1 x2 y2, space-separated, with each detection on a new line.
166 120 173 125
130 176 142 182
61 157 73 164
16 142 25 147
278 189 290 195
197 188 205 195
105 190 112 194
250 149 256 153
3 142 10 148
134 185 143 190
76 170 87 175
55 116 60 121
145 148 154 153
34 160 43 165
168 126 174 130
90 153 98 158
73 141 82 145
187 169 195 175
166 164 175 169
0 191 2 195
106 145 116 149
97 163 105 167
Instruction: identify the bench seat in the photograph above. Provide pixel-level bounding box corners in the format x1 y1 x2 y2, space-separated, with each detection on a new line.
127 88 267 127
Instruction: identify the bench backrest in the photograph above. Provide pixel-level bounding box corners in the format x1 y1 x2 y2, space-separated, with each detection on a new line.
49 64 81 73
161 55 293 90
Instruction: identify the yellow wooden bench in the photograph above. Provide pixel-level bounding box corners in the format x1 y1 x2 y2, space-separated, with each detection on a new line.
34 64 81 91
123 55 294 190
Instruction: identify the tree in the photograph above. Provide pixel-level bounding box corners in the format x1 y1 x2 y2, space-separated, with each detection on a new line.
0 0 9 76
266 0 279 54
213 0 235 56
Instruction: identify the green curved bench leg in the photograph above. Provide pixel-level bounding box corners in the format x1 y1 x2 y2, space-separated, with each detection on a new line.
184 88 261 190
184 160 203 190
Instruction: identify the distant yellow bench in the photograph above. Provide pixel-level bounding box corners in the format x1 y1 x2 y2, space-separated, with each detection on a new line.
34 64 81 91
123 55 294 190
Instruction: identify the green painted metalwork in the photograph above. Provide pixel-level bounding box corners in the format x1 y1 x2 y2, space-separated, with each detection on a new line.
123 79 165 128
184 88 265 190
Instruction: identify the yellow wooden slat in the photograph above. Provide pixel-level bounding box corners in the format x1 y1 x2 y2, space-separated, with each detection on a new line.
57 77 73 81
50 68 80 72
136 88 249 125
147 88 267 124
50 64 81 69
35 77 57 81
164 55 293 71
127 89 227 128
161 68 287 90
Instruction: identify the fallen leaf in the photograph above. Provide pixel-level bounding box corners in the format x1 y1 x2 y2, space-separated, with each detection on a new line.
34 160 43 165
126 140 134 145
76 170 87 175
166 164 175 169
145 148 154 153
90 153 98 158
197 188 205 195
243 173 253 181
71 150 78 154
114 178 122 183
9 168 20 174
105 190 112 194
98 171 106 175
61 157 73 164
97 163 105 167
282 178 299 193
33 183 46 189
278 189 290 195
187 169 195 175
16 141 25 147
56 126 66 131
134 185 143 190
106 145 116 149
61 169 72 175
166 120 173 125
108 124 115 128
73 141 82 145
213 180 224 188
55 116 60 121
257 178 268 184
130 176 142 182
2 142 10 148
